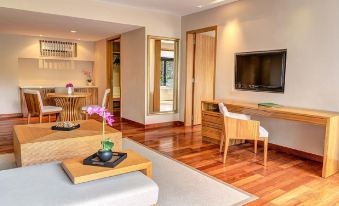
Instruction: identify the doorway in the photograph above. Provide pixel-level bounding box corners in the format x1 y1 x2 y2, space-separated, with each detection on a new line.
107 37 121 117
185 26 217 126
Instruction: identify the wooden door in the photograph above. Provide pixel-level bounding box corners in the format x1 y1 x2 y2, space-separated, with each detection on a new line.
192 33 216 125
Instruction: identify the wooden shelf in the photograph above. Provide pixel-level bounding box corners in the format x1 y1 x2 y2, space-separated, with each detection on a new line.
18 57 94 62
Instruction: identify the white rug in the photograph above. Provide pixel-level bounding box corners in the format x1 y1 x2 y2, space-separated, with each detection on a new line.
0 138 256 206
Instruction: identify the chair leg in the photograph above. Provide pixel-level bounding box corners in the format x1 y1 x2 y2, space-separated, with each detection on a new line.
219 134 224 153
27 113 31 124
39 114 43 124
48 114 51 123
254 139 258 154
85 113 88 120
223 138 230 164
263 137 268 166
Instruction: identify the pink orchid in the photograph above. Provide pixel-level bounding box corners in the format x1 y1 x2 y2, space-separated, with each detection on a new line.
86 106 114 126
66 83 74 88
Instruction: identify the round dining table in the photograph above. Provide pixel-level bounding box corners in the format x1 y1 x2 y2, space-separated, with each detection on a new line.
47 93 91 121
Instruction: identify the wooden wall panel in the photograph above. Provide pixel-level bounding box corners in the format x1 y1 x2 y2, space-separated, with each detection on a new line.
184 34 195 126
192 34 216 125
153 40 161 112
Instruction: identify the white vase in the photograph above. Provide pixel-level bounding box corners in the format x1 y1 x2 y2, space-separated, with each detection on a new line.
67 87 73 95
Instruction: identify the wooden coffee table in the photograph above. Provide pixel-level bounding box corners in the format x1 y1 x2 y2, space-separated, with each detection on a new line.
62 149 152 184
13 120 122 167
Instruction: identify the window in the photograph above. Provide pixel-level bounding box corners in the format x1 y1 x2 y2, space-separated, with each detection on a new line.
160 57 174 87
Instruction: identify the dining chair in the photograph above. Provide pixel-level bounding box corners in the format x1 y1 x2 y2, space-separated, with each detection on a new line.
218 103 269 166
82 88 111 119
23 90 62 124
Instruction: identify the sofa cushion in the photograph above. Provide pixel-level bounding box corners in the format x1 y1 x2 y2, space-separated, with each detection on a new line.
0 162 158 206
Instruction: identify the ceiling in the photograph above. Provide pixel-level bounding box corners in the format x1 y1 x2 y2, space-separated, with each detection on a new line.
0 7 140 41
99 0 238 16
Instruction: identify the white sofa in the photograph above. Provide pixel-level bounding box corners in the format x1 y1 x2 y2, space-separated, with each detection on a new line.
0 162 159 206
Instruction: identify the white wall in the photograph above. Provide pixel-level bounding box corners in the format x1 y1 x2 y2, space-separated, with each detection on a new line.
0 0 182 123
0 33 94 114
181 0 339 156
121 28 146 124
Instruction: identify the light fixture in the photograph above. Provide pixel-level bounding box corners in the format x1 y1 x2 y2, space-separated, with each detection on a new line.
210 0 225 4
39 34 43 37
196 5 203 8
70 30 77 33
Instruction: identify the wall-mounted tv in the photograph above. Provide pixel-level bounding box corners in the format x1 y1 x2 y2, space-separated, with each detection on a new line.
235 49 287 93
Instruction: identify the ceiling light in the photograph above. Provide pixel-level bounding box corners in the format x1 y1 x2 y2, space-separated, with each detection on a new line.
70 30 77 33
196 5 203 8
210 0 225 4
78 38 81 40
39 34 43 37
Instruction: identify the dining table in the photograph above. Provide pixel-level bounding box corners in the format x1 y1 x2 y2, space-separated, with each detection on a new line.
47 93 91 121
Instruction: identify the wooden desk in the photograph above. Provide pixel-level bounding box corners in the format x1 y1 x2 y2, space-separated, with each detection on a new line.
201 100 339 178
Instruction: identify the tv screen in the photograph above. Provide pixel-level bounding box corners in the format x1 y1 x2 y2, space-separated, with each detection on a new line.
235 49 287 93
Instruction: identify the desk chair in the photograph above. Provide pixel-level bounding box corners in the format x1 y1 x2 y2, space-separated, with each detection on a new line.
218 103 269 166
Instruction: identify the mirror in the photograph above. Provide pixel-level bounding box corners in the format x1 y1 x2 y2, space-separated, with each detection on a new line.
147 36 179 114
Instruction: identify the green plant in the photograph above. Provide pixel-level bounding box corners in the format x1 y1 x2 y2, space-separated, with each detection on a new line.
101 138 114 151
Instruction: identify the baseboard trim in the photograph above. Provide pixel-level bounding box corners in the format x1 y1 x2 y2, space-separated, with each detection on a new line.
247 140 323 163
0 113 23 119
145 121 184 129
121 118 184 129
121 118 145 127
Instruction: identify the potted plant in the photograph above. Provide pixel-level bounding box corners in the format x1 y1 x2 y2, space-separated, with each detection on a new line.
86 106 115 162
83 69 93 86
66 83 74 95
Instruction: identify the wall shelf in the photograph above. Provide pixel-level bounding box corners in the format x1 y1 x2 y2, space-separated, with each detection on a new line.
18 57 94 62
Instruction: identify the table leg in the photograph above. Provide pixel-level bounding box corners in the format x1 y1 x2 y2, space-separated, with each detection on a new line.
141 164 153 178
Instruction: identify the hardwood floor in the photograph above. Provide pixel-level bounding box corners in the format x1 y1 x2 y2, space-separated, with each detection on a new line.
1 116 338 205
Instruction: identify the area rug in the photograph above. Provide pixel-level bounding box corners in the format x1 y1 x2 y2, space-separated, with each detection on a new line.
0 138 256 206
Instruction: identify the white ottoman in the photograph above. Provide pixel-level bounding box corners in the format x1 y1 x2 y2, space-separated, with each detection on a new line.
0 162 159 206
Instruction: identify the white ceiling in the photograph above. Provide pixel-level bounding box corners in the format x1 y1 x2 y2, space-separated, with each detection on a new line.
99 0 238 16
0 7 140 41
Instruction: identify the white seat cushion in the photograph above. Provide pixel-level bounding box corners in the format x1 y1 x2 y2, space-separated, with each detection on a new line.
81 105 99 111
42 106 62 113
259 126 269 138
0 162 159 206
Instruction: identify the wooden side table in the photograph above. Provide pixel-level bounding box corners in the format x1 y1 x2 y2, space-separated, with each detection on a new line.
62 149 152 184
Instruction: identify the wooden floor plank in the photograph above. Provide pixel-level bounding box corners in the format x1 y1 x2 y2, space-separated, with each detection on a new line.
0 116 338 205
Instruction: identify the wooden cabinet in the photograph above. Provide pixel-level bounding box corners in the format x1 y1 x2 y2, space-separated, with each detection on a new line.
201 101 244 145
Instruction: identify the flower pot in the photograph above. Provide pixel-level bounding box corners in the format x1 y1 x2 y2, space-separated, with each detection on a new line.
97 149 113 162
67 87 73 95
87 81 93 86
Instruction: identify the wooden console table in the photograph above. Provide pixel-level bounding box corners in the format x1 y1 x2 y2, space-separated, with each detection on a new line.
201 100 339 178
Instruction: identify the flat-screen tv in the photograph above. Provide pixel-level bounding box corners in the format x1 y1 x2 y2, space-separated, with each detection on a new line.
235 49 287 93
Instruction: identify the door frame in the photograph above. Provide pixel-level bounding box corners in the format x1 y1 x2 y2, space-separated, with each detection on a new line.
184 26 218 126
106 35 121 114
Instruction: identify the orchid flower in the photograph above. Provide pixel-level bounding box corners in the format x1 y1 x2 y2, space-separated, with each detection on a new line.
86 106 114 126
86 106 115 151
